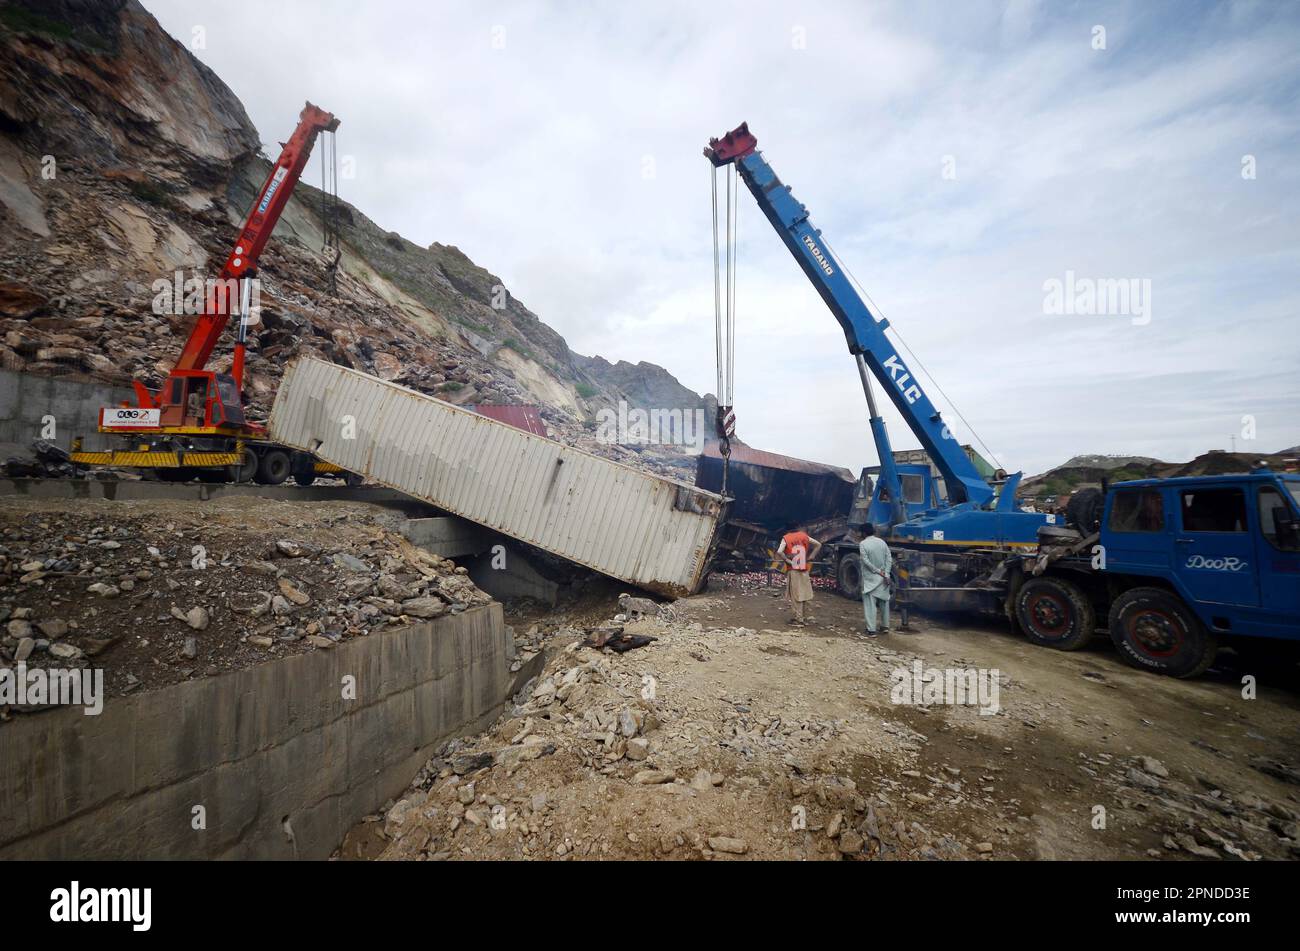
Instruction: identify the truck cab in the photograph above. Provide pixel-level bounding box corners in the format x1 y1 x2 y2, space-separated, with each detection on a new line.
1098 469 1300 675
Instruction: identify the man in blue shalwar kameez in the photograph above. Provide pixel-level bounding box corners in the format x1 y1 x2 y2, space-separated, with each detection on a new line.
858 523 892 636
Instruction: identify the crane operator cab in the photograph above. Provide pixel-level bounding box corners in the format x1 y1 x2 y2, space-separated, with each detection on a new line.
158 369 246 430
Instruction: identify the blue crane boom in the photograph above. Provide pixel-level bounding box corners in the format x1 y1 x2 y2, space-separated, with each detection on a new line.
706 122 1050 547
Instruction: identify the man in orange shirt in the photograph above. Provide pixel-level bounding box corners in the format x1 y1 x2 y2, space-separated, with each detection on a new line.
777 524 822 625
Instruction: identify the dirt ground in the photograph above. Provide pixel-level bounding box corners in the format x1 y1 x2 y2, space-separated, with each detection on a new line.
363 576 1300 862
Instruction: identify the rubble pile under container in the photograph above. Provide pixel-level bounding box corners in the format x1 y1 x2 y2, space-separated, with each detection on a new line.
269 358 727 597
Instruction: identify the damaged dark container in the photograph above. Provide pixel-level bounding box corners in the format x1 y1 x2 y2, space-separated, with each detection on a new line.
695 439 856 531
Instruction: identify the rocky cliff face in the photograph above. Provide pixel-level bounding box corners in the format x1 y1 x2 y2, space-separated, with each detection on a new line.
574 354 715 418
0 0 707 474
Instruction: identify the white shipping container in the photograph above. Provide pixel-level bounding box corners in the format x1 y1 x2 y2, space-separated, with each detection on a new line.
269 358 726 597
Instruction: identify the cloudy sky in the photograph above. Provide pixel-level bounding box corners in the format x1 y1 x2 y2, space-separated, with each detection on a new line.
147 0 1300 475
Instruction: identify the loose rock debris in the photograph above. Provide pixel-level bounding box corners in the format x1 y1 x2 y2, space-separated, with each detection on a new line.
0 496 490 709
354 590 1300 862
5 493 1298 861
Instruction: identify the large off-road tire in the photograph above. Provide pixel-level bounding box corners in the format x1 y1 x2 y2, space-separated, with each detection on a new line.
1015 576 1096 650
1108 587 1218 678
291 455 316 486
1067 487 1105 534
1038 525 1081 544
228 448 258 484
837 553 863 600
256 449 291 486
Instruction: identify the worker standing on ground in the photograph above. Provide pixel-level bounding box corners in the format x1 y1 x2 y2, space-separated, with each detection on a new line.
858 524 892 636
777 525 822 625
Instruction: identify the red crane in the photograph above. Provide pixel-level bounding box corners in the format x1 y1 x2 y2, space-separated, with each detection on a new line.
74 102 351 486
133 101 339 432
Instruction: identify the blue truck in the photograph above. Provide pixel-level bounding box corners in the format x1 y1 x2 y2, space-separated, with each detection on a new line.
1009 471 1300 677
704 122 1300 676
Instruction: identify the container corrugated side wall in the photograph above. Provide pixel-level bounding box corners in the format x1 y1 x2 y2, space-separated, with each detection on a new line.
269 358 724 596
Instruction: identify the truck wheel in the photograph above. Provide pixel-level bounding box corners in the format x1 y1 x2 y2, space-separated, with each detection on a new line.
256 449 291 486
1108 587 1218 678
1015 576 1096 650
837 553 863 600
293 471 316 486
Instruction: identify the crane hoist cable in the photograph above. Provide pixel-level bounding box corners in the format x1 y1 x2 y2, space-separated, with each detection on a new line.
320 127 341 296
710 161 739 493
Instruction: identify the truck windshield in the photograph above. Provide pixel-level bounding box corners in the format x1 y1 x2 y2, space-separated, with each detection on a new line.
1260 485 1300 552
1109 489 1163 532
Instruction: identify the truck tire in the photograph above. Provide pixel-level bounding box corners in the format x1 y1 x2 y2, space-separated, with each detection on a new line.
1015 576 1096 650
1066 487 1104 534
1108 587 1218 679
837 553 863 600
291 454 316 486
256 449 291 486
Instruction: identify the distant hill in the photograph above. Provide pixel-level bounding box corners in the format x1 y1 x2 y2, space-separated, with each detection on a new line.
1023 449 1298 497
1057 454 1166 470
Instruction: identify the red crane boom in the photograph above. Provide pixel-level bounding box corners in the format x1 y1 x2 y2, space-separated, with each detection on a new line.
138 101 338 427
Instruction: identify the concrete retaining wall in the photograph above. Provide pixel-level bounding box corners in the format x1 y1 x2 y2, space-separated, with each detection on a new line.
468 542 561 606
0 367 132 453
0 604 513 859
401 516 495 559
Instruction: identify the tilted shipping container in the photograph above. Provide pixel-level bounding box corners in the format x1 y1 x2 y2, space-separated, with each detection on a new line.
269 358 726 597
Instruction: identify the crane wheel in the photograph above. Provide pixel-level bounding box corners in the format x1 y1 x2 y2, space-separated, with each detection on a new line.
1108 587 1218 678
1015 576 1096 650
836 553 863 600
228 449 258 484
256 449 291 486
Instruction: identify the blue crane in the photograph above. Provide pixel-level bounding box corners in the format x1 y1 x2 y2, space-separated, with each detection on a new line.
704 123 1300 678
704 122 1054 550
